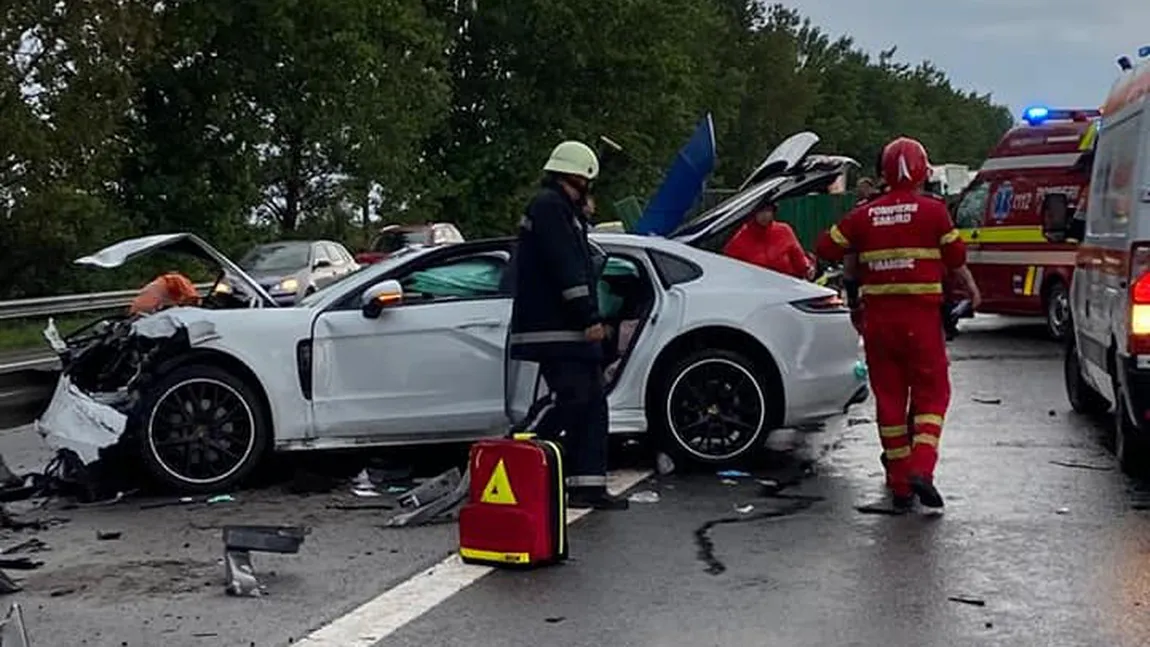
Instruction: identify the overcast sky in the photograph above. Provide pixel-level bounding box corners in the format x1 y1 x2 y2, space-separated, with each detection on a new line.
782 0 1150 119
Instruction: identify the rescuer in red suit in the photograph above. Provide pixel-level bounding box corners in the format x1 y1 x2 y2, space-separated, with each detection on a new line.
723 201 814 280
815 137 981 513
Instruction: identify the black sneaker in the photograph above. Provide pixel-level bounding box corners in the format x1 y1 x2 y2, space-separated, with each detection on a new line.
909 475 944 514
568 491 629 511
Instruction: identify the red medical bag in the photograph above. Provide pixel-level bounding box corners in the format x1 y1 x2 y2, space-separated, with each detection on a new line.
458 434 567 568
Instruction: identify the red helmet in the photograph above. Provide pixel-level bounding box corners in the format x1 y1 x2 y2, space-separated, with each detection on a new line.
880 137 930 189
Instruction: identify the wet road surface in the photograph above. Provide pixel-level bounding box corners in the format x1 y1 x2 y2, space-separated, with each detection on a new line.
1 315 1149 646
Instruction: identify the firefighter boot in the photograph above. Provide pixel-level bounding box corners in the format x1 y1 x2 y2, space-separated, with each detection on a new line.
569 486 629 511
909 475 944 514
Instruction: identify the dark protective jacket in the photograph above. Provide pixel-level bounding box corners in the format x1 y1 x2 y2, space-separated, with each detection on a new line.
508 179 603 362
815 188 966 311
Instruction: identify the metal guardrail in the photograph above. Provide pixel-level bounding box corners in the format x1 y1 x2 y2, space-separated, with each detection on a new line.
0 284 212 321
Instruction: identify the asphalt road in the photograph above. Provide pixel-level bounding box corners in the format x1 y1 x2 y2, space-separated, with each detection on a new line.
1 315 1146 646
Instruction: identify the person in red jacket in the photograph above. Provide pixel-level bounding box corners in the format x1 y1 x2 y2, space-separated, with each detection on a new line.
723 201 813 279
815 136 980 513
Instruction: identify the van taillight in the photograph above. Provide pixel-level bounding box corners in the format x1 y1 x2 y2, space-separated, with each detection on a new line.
1130 244 1150 353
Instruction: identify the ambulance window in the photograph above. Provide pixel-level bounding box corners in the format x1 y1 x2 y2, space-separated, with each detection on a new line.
954 181 989 229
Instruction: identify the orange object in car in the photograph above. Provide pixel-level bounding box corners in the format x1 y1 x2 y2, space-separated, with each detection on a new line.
129 272 201 315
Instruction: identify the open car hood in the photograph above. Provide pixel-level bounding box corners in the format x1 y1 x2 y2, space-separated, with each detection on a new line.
75 233 277 307
737 131 820 191
669 150 859 247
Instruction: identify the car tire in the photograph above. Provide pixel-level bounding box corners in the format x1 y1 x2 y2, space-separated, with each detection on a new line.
1044 280 1071 342
136 363 270 494
649 348 776 467
1114 381 1150 477
1064 340 1108 416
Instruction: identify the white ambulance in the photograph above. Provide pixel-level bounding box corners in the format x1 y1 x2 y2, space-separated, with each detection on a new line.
1064 58 1150 474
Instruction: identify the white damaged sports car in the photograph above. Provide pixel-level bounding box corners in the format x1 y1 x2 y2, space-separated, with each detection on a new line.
36 135 868 493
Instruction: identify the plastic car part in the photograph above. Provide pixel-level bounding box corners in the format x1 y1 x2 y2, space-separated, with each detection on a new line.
397 467 463 509
222 525 308 597
385 468 471 528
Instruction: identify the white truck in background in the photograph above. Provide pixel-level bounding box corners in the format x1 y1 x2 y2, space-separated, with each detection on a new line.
926 163 975 196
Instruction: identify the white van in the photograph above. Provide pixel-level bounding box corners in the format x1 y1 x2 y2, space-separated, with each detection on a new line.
1064 60 1150 474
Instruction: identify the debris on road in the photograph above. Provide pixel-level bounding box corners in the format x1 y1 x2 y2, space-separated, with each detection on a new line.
544 617 565 624
222 525 309 597
847 417 872 427
397 467 462 510
972 396 1002 405
0 559 40 571
1049 460 1113 471
326 502 394 511
757 479 781 495
139 496 196 510
0 573 20 595
694 498 820 575
717 470 751 479
1056 507 1070 515
655 452 675 476
385 468 470 528
948 595 987 607
350 470 380 498
735 504 754 514
627 491 660 504
207 494 235 504
0 539 47 555
96 531 122 540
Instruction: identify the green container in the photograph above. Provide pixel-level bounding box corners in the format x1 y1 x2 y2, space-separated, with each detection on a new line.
775 193 857 250
612 196 645 232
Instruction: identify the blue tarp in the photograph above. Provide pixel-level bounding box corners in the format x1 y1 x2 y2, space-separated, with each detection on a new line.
633 114 716 236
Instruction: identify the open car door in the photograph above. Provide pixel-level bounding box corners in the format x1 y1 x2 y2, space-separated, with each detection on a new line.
504 241 609 426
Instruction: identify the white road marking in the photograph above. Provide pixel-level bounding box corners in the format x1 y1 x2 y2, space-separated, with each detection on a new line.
297 468 652 647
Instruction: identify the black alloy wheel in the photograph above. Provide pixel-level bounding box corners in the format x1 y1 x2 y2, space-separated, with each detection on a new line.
141 364 267 493
663 351 767 463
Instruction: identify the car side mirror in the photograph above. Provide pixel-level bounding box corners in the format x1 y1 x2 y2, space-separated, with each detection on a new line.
360 280 404 318
1041 193 1070 243
313 258 333 270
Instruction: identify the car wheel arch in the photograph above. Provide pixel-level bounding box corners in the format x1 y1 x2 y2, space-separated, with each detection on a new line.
147 349 275 435
645 325 785 430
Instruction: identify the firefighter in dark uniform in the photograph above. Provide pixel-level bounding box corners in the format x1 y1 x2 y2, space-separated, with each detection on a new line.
509 140 628 511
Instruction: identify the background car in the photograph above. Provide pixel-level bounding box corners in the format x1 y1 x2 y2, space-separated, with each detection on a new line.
219 239 359 305
355 222 465 265
36 133 864 494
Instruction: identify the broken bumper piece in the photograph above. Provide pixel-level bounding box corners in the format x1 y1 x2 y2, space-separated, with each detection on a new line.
34 376 128 465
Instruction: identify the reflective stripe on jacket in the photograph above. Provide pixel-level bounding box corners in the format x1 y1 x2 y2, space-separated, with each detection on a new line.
814 189 966 310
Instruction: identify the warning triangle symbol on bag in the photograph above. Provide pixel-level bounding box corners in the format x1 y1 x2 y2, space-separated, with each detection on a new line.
480 459 517 505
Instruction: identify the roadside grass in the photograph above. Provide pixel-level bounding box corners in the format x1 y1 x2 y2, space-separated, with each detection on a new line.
0 313 112 355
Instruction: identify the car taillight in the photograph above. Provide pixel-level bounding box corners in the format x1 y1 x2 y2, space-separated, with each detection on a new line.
1130 244 1150 354
791 294 848 313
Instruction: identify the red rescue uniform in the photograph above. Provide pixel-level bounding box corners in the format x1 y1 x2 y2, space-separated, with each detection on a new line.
723 220 812 279
815 189 966 497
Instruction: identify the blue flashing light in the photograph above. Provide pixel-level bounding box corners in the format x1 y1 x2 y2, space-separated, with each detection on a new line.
1023 106 1050 125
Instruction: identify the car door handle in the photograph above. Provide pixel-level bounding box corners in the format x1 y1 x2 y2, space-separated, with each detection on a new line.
457 319 502 329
